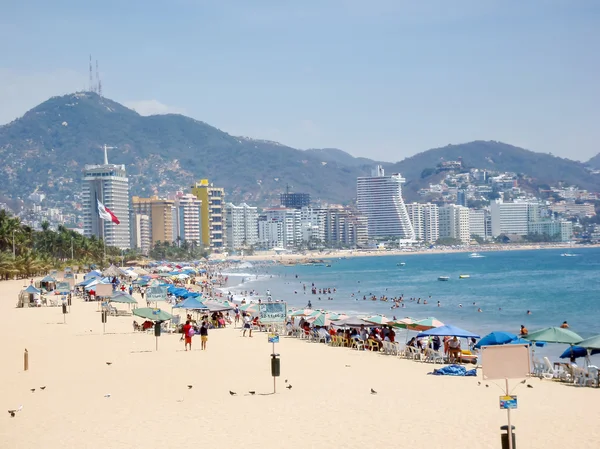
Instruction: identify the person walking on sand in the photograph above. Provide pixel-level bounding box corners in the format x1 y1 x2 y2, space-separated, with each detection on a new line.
200 321 208 350
183 320 194 351
242 313 253 337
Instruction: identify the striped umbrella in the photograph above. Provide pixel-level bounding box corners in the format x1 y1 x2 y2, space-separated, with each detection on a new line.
289 308 312 317
390 317 417 329
365 315 391 326
408 317 444 331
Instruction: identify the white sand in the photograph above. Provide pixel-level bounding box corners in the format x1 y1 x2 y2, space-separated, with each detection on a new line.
1 277 599 449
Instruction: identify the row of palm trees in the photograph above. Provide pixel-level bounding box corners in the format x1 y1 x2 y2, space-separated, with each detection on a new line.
0 209 122 279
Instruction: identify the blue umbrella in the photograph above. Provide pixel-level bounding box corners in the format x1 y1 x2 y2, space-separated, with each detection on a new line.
417 324 480 339
509 338 532 346
559 346 600 359
474 331 518 349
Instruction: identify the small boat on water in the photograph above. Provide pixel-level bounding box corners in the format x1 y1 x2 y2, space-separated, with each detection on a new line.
459 274 470 279
560 253 578 257
438 276 450 281
397 262 406 266
469 253 485 258
325 264 332 267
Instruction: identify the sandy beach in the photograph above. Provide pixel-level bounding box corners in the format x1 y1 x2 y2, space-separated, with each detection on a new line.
1 277 599 449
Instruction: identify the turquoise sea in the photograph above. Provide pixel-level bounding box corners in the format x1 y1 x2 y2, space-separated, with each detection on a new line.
223 248 600 359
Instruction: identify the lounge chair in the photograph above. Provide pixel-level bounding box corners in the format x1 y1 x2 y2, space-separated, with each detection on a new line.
541 357 556 379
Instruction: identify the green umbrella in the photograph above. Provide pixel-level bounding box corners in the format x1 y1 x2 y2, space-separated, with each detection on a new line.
133 307 173 321
390 317 417 329
524 327 582 344
570 334 600 350
289 308 312 317
109 292 138 304
310 312 341 327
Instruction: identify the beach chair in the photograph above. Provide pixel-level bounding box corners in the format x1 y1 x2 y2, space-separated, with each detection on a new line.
424 348 445 364
367 340 381 352
532 358 545 378
541 357 556 379
351 338 364 351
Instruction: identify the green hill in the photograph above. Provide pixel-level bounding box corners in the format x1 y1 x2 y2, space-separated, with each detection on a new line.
1 92 598 207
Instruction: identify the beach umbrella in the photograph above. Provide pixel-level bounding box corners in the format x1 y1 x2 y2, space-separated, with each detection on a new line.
364 315 391 326
24 285 41 294
133 267 149 275
417 324 480 339
202 300 233 312
289 309 312 317
524 327 583 345
102 265 121 277
576 335 600 350
390 317 417 329
173 297 208 310
239 303 259 314
559 345 600 359
409 317 444 332
133 308 173 321
474 331 519 349
109 291 138 304
308 311 342 327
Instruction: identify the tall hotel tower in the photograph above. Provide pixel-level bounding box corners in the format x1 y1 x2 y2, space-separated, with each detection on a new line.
357 165 415 240
82 146 131 249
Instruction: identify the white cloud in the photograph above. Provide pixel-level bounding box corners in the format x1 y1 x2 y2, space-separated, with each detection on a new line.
124 99 186 116
0 68 87 124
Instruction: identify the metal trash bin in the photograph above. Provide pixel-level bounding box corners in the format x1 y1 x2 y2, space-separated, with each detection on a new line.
154 322 161 337
271 354 280 377
500 425 516 449
62 303 68 314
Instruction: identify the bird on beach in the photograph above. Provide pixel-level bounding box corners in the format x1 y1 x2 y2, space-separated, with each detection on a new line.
40 386 46 390
370 388 377 395
520 379 527 384
106 362 112 366
477 382 481 386
345 365 351 368
229 391 237 396
30 388 35 393
286 385 292 390
187 385 193 389
249 391 256 395
285 379 288 383
527 384 533 389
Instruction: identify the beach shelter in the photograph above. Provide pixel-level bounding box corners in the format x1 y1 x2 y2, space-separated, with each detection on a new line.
333 316 372 328
202 300 234 312
173 297 208 310
109 291 138 304
524 327 583 345
365 315 391 326
575 335 600 350
474 331 519 349
390 317 417 329
240 303 259 313
133 308 173 321
84 270 102 280
24 285 41 295
289 309 312 317
102 265 122 278
409 317 445 332
417 324 480 339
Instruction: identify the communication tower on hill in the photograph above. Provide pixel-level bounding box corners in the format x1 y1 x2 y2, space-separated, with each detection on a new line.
87 55 103 96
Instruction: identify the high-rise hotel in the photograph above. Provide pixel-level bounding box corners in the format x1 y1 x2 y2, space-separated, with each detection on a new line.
82 150 131 249
357 165 415 240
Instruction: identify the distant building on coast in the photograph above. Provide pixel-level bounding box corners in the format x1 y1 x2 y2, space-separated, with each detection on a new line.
82 148 131 249
406 202 439 243
357 165 415 240
191 179 225 249
225 203 259 249
131 196 175 246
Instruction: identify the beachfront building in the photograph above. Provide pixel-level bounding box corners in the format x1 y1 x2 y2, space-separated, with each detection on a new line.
528 220 573 242
439 205 470 244
82 155 131 249
173 192 202 246
549 201 596 218
131 196 175 245
280 192 311 209
490 200 537 237
357 165 415 240
130 213 151 255
191 179 225 249
406 203 439 243
225 203 259 249
469 209 490 241
259 207 301 249
321 207 368 247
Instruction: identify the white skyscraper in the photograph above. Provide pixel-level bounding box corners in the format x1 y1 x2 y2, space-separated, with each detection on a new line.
469 209 490 240
357 166 415 240
174 193 202 245
82 150 130 249
439 205 471 244
406 203 439 243
490 200 533 237
225 203 259 249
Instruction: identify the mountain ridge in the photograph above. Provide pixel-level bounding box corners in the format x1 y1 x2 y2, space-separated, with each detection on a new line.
1 92 598 209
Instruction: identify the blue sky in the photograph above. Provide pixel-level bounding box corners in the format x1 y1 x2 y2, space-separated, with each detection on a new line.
1 0 599 162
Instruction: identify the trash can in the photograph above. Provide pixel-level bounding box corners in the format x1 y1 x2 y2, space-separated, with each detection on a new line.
271 354 280 377
101 310 107 323
154 322 161 337
67 294 72 306
62 303 68 314
500 425 516 449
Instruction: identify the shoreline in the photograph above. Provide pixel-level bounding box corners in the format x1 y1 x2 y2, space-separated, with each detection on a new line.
232 243 599 263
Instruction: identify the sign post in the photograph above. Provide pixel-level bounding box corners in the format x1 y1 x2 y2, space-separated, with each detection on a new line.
481 344 530 449
260 303 286 394
146 286 168 305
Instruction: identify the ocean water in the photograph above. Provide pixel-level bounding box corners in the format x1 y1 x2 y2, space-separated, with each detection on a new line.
223 248 600 359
